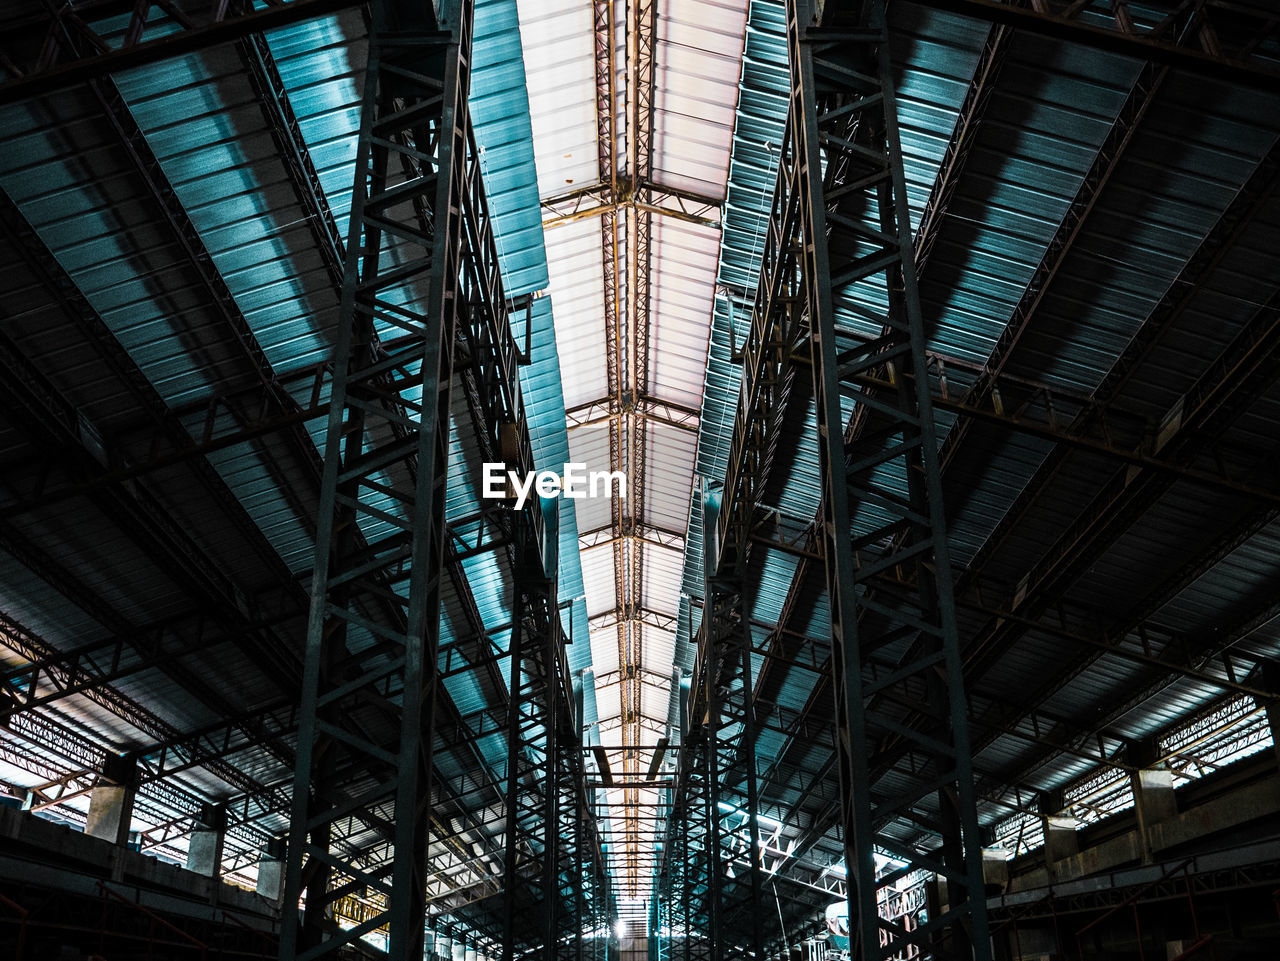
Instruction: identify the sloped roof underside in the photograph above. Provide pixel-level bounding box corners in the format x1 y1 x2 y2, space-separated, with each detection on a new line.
517 0 749 900
0 0 1277 945
682 0 1280 920
0 0 598 915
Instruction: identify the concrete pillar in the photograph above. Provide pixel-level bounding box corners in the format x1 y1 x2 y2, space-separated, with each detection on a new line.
186 802 227 877
1044 816 1080 862
925 876 949 927
1038 789 1078 869
85 754 137 847
256 837 287 900
452 939 466 961
981 846 1009 894
1126 737 1177 863
1261 662 1280 770
436 933 452 960
1133 768 1177 822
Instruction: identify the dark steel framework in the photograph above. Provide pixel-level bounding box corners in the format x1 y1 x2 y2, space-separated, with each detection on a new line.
0 0 367 106
662 713 714 961
795 0 989 954
702 486 767 961
1 0 1279 956
277 0 604 954
280 0 475 954
665 0 992 957
718 5 1280 940
501 524 560 957
906 0 1280 90
502 515 594 959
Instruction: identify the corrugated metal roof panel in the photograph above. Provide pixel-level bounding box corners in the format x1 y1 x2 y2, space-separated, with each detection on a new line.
514 0 599 196
473 0 550 296
648 0 748 199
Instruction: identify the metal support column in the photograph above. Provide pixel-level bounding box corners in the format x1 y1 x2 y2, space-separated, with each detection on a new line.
791 0 990 957
557 769 588 961
503 512 562 959
656 788 688 961
702 488 767 961
279 0 471 957
665 773 696 961
686 729 715 961
581 795 607 954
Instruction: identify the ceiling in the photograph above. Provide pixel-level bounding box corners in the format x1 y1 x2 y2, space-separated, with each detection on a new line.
0 0 1278 948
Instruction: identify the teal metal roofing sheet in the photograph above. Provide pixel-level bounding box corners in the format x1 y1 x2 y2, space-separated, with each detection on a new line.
517 295 598 725
471 0 550 297
678 0 788 693
471 0 597 724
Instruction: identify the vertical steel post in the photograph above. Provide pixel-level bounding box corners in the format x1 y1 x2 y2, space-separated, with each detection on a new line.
545 605 562 957
572 785 587 961
792 0 991 957
279 0 470 957
670 720 713 961
703 486 767 961
503 514 559 960
502 584 528 958
683 801 695 961
554 679 585 961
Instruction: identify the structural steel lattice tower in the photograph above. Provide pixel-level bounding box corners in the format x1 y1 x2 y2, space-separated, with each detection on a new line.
703 486 768 961
280 0 599 954
668 0 992 958
795 0 990 956
279 0 514 954
280 0 466 953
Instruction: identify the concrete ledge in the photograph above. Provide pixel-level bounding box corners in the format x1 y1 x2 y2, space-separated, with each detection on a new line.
0 804 279 926
1008 773 1280 895
1148 777 1280 854
994 836 1280 910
